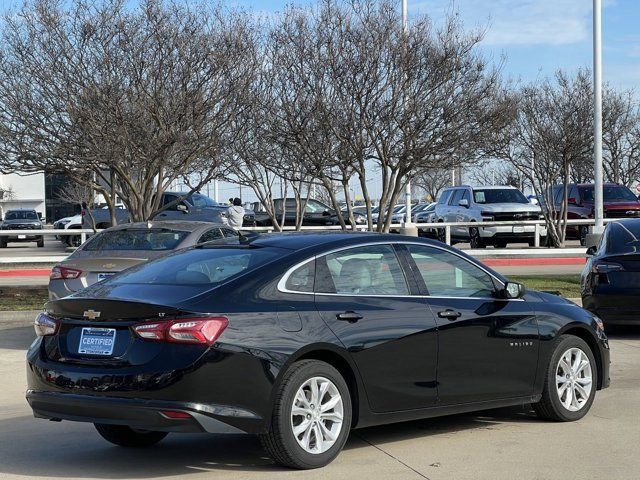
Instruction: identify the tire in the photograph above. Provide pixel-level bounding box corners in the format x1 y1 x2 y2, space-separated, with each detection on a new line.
436 222 446 244
579 226 588 247
37 237 44 248
494 241 507 249
0 238 6 248
534 335 597 422
259 360 352 469
469 227 486 249
528 239 536 247
94 424 167 447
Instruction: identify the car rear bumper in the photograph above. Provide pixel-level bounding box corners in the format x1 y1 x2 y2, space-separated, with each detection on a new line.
26 390 257 434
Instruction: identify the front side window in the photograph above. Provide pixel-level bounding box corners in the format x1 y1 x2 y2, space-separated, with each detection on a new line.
316 245 409 295
407 245 496 298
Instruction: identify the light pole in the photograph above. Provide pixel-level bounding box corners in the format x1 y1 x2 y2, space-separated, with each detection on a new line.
593 0 604 234
401 0 417 234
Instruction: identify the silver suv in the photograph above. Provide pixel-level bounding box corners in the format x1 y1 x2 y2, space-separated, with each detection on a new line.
434 185 547 248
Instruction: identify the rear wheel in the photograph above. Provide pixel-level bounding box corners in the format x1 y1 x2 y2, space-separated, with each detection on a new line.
94 424 168 448
579 226 588 246
37 237 44 248
494 240 508 248
534 335 597 422
259 360 352 469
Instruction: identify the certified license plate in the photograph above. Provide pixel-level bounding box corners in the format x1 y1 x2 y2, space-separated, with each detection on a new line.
97 272 115 281
78 327 116 356
513 226 525 234
18 234 26 239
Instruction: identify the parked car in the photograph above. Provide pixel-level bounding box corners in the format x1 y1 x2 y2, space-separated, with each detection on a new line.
28 232 609 469
0 209 44 248
550 183 640 246
434 185 547 248
82 192 255 229
413 202 437 237
372 204 406 224
254 198 366 227
581 218 640 326
48 221 238 300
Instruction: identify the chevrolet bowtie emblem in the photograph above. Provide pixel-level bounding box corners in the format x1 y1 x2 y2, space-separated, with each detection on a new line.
83 309 101 320
102 263 116 269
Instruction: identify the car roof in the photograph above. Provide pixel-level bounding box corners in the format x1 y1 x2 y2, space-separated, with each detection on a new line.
104 221 227 233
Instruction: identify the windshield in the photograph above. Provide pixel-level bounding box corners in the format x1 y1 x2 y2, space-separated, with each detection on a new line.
581 185 638 202
189 193 218 208
82 229 190 251
393 205 406 213
473 189 528 204
110 246 285 287
5 211 38 220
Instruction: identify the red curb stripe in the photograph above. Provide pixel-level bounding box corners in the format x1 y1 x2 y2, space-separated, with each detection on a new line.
0 269 51 277
483 257 585 267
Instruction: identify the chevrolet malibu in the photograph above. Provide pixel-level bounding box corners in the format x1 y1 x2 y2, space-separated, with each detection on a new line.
26 233 610 469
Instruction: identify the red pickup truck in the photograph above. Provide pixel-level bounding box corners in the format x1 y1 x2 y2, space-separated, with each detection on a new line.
550 183 640 245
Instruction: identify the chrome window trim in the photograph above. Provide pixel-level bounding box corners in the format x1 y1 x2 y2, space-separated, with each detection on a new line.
276 240 510 298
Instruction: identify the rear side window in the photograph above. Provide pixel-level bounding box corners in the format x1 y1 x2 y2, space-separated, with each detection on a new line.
316 245 409 295
83 229 189 251
198 228 223 243
111 247 285 286
284 261 315 293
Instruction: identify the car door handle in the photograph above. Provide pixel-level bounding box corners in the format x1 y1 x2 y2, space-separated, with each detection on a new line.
336 311 363 323
437 309 461 320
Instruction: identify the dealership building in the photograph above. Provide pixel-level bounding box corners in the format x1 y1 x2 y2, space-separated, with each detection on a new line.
0 171 77 222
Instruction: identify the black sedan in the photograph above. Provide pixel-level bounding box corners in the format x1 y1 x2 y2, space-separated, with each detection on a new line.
582 218 640 326
26 232 610 469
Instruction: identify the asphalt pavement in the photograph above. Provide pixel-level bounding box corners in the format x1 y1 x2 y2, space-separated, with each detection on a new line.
1 322 638 480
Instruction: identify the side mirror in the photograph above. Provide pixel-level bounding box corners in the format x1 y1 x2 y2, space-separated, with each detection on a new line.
458 199 469 208
586 245 597 256
177 204 188 213
502 281 525 299
323 209 331 216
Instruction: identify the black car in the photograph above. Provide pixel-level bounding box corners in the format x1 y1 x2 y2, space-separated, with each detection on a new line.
0 209 44 248
26 233 610 469
254 198 366 227
582 219 640 326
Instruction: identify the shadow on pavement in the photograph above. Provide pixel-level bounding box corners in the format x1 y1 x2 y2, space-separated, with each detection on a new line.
0 406 539 477
605 326 640 340
0 326 36 350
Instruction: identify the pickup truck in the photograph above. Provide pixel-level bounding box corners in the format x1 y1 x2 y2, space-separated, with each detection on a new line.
252 198 366 227
82 191 255 229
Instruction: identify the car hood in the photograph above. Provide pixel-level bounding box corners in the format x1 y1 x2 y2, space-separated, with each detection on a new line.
477 203 542 213
604 201 640 210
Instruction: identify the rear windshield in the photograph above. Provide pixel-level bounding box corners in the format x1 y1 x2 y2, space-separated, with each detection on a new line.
606 222 640 254
472 189 528 204
581 185 638 202
110 246 285 287
5 211 38 220
83 229 190 251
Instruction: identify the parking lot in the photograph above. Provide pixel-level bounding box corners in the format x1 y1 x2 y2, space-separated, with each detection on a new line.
1 322 638 480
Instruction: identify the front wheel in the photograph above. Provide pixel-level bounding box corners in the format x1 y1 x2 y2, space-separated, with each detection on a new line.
259 360 352 469
94 424 168 447
469 227 486 249
534 335 597 422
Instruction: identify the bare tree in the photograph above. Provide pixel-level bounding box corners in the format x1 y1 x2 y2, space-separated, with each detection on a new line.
56 181 97 230
500 70 593 247
0 0 255 222
413 168 452 202
0 184 14 200
469 160 526 190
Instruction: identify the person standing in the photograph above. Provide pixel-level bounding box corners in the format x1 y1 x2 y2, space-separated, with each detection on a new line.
226 197 245 229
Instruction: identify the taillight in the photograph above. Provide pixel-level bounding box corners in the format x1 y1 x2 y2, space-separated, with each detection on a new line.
34 313 58 337
50 266 82 280
591 261 624 273
132 317 228 346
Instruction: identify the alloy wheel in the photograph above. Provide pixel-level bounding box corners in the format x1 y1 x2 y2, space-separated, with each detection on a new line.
555 347 593 412
290 376 344 454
